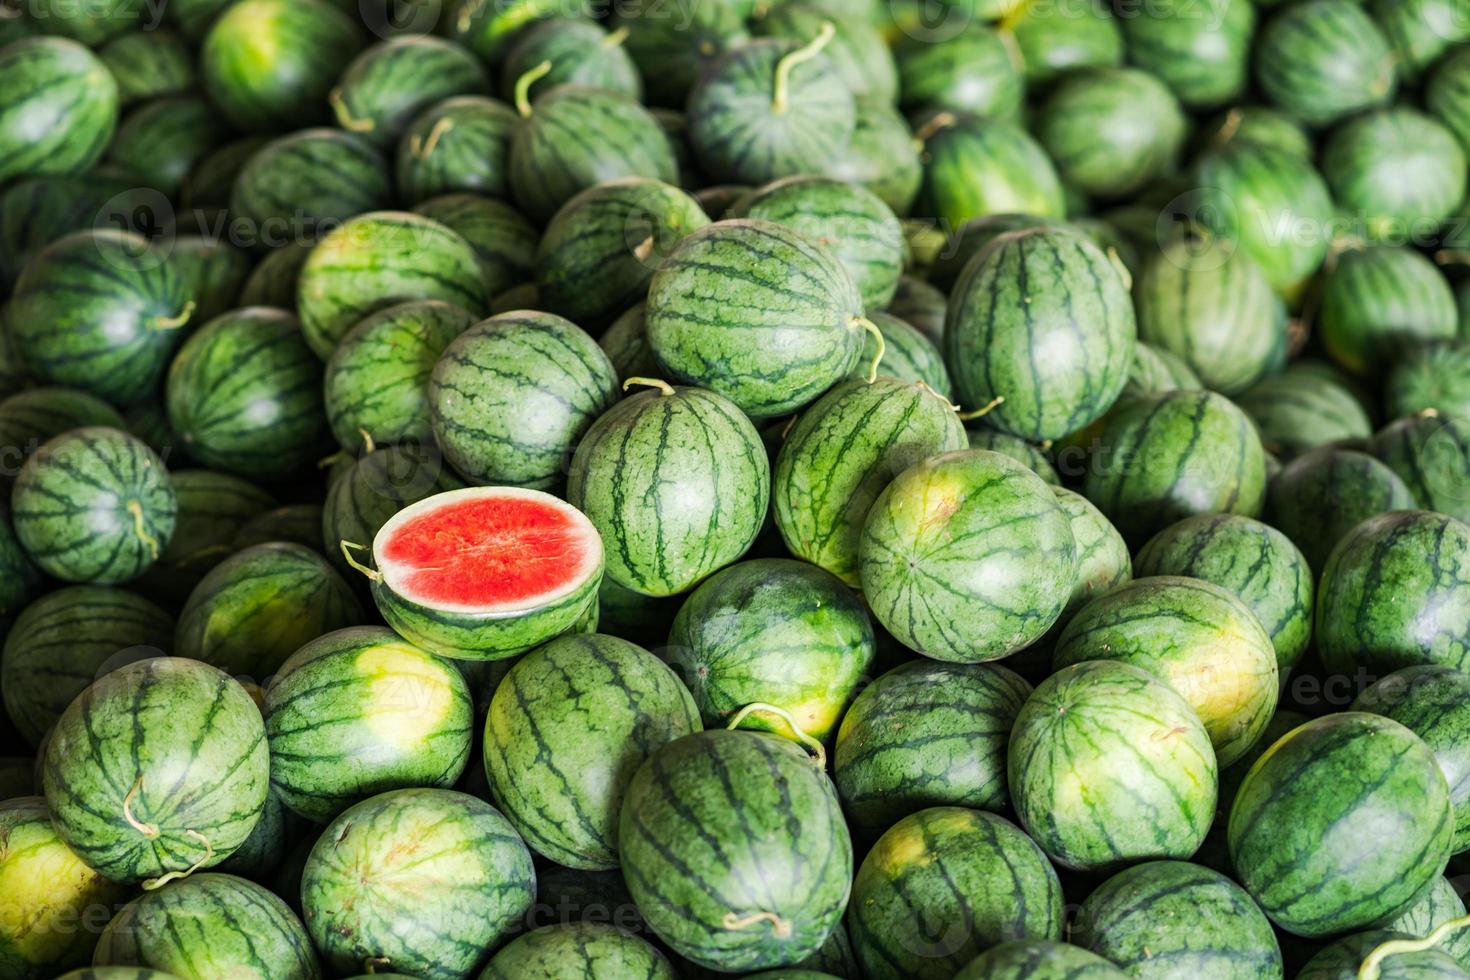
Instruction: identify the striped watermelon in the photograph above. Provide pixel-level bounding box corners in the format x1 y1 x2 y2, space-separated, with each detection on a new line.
1205 105 1314 158
296 211 486 360
774 377 966 584
1072 861 1282 977
483 632 700 869
324 300 475 451
1122 0 1254 108
1322 109 1466 243
946 227 1136 442
1370 412 1470 523
136 470 274 602
1268 447 1418 572
263 626 473 822
536 177 710 325
1229 712 1453 936
855 313 951 394
412 193 538 302
166 307 329 480
0 796 127 980
1376 0 1470 77
893 24 1022 118
200 0 362 132
663 558 875 743
927 213 1069 295
1430 47 1470 153
238 242 309 308
1388 341 1470 419
1255 0 1395 126
329 36 489 149
0 173 153 291
230 129 391 237
13 427 176 585
23 0 138 45
824 98 923 217
1051 486 1133 626
1009 660 1218 870
323 445 463 576
886 275 946 345
1236 362 1374 459
915 113 1066 228
1320 247 1458 375
42 657 270 884
167 236 250 325
395 95 517 205
0 505 40 624
107 96 231 198
1314 509 1470 678
1002 0 1124 83
0 387 124 478
848 807 1064 980
365 486 603 660
301 787 535 980
860 449 1078 662
967 429 1058 485
0 38 118 183
233 504 325 552
428 310 618 489
442 0 588 64
755 2 895 102
833 660 1032 839
954 940 1127 979
1297 929 1465 979
9 230 192 406
1117 341 1204 403
618 729 852 972
499 18 642 103
95 874 319 979
1381 876 1470 967
175 542 364 679
99 29 194 108
1135 514 1314 671
481 923 674 980
215 788 287 883
611 0 745 107
645 220 866 419
1 586 172 747
568 382 768 597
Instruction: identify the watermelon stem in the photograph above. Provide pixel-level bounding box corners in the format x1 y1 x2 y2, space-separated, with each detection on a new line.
454 0 482 33
363 956 394 974
358 428 377 454
726 701 827 768
914 381 960 412
1358 914 1470 980
911 111 956 152
149 300 195 331
142 829 213 891
339 540 381 582
623 377 676 397
1105 247 1132 290
957 395 1006 421
121 774 159 839
771 22 835 114
721 910 794 939
126 500 160 560
514 61 553 118
853 316 885 383
409 117 455 160
329 89 375 133
1435 249 1470 268
601 26 629 49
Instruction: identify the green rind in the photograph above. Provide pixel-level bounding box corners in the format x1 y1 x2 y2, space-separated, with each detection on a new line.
916 113 1066 229
1268 446 1419 572
894 24 1022 118
1319 247 1458 375
1236 363 1374 460
610 0 745 107
0 387 125 477
167 236 250 325
479 922 674 980
230 129 391 235
1380 877 1470 967
1368 412 1470 524
106 96 232 198
1387 341 1470 419
99 29 194 108
1051 486 1133 625
1321 109 1466 243
0 38 118 183
395 95 517 205
954 940 1127 980
329 35 489 149
1297 929 1466 980
1122 0 1254 107
412 193 538 301
499 18 642 103
136 473 273 603
1254 0 1395 127
322 445 464 576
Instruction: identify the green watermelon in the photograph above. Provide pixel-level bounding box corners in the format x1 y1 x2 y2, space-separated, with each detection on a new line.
499 18 642 103
442 0 588 64
610 0 745 107
480 922 674 979
106 96 231 198
1296 929 1467 980
1375 0 1470 77
1009 660 1218 870
755 2 895 102
99 30 194 108
42 657 270 884
774 377 967 584
824 98 923 217
1204 105 1314 158
618 729 852 972
1228 712 1453 936
1369 412 1470 523
589 304 655 381
1388 341 1470 419
1001 0 1124 83
238 241 310 308
329 36 489 149
893 24 1022 119
1320 246 1458 375
860 449 1077 662
1236 363 1375 460
0 173 156 291
0 504 40 622
1072 860 1282 977
954 940 1127 979
886 274 947 345
848 806 1064 980
166 307 329 479
395 95 517 205
0 386 125 478
1135 514 1314 671
965 430 1060 485
567 381 768 597
926 213 1071 294
1322 109 1466 243
1050 485 1133 625
363 486 603 660
230 129 391 237
1254 0 1395 127
13 427 176 584
167 236 250 325
263 625 473 822
1268 446 1418 572
428 310 618 489
323 444 463 575
411 194 537 305
301 787 535 980
296 210 486 360
1430 46 1470 154
852 312 951 394
94 873 319 980
233 504 325 552
1 586 173 746
645 219 867 419
916 112 1066 228
175 541 364 679
1380 876 1470 967
833 660 1032 839
663 558 875 744
1122 0 1254 108
0 38 118 183
215 788 288 883
9 229 192 406
1314 509 1470 678
1116 341 1205 404
483 632 700 870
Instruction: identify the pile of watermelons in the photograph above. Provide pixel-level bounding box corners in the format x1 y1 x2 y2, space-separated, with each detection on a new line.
3 0 1470 977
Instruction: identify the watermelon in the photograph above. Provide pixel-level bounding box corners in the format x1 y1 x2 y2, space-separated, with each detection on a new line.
442 0 588 64
263 625 473 822
329 36 489 149
483 632 700 869
1369 412 1470 523
480 922 674 980
536 177 710 325
1228 712 1453 936
412 192 538 301
99 30 194 108
175 541 364 679
1268 446 1418 572
57 971 187 980
1320 246 1458 375
596 304 656 383
618 729 852 972
0 38 118 183
886 274 947 345
848 806 1064 980
181 136 267 224
663 558 875 743
1314 510 1470 678
1009 660 1218 870
1375 0 1470 77
0 387 125 479
428 310 618 489
1236 363 1375 459
754 2 895 102
1388 341 1470 419
954 940 1127 980
1430 46 1470 154
833 659 1032 838
13 427 176 585
1254 0 1395 127
106 96 231 198
233 504 326 552
1111 341 1204 405
509 83 677 224
686 34 853 187
238 242 310 307
27 0 140 44
364 486 603 660
568 382 768 597
323 444 463 575
215 788 287 882
296 211 486 360
916 113 1066 228
301 787 535 980
1072 860 1282 977
167 236 250 325
1354 666 1470 854
0 796 127 980
1297 929 1467 980
1204 105 1314 158
1050 485 1133 622
1 586 173 746
1381 876 1470 967
1322 109 1466 242
1122 0 1254 108
727 175 904 310
823 98 923 217
855 313 951 395
230 129 391 237
610 0 746 107
166 307 329 480
1001 0 1124 83
499 18 642 103
395 95 517 205
0 504 40 620
945 227 1136 441
9 229 192 406
0 173 155 291
645 220 867 419
1135 514 1314 671
893 24 1022 118
927 214 1070 294
42 657 270 884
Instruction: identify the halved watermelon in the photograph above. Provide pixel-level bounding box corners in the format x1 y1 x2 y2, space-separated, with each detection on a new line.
358 486 602 660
